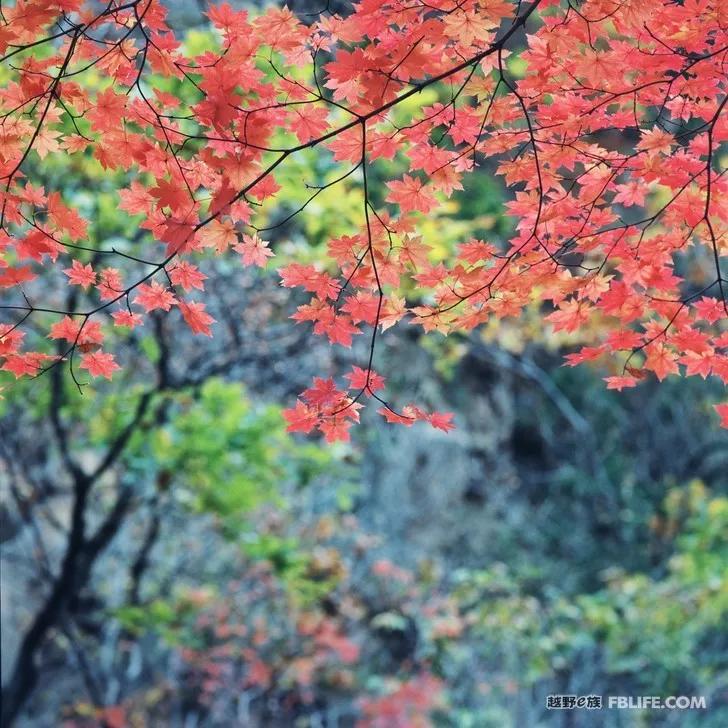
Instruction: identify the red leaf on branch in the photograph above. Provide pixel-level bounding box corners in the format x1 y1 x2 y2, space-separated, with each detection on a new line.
134 282 177 313
179 300 216 337
63 259 96 287
80 351 120 380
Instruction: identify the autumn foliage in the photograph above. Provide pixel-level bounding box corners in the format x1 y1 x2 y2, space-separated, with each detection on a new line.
1 0 727 438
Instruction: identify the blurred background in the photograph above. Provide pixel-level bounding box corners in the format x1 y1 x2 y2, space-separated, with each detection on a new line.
1 1 727 726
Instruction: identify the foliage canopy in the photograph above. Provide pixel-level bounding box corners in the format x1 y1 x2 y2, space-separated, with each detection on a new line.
1 0 727 436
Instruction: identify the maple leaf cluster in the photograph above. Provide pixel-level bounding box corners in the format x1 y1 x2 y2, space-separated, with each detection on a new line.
1 0 726 437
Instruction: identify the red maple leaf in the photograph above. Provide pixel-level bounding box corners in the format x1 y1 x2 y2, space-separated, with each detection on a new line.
111 310 143 329
150 178 190 215
427 411 455 433
233 233 274 267
170 262 207 291
604 376 638 391
283 399 319 434
386 175 438 214
80 351 120 380
303 377 341 408
0 266 36 288
63 260 96 287
344 366 385 393
178 300 216 336
134 282 177 313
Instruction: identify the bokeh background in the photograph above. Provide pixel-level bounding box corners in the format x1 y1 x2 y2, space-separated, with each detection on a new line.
1 1 727 726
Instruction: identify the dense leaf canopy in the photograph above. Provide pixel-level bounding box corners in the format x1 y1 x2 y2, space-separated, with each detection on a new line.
1 0 726 437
